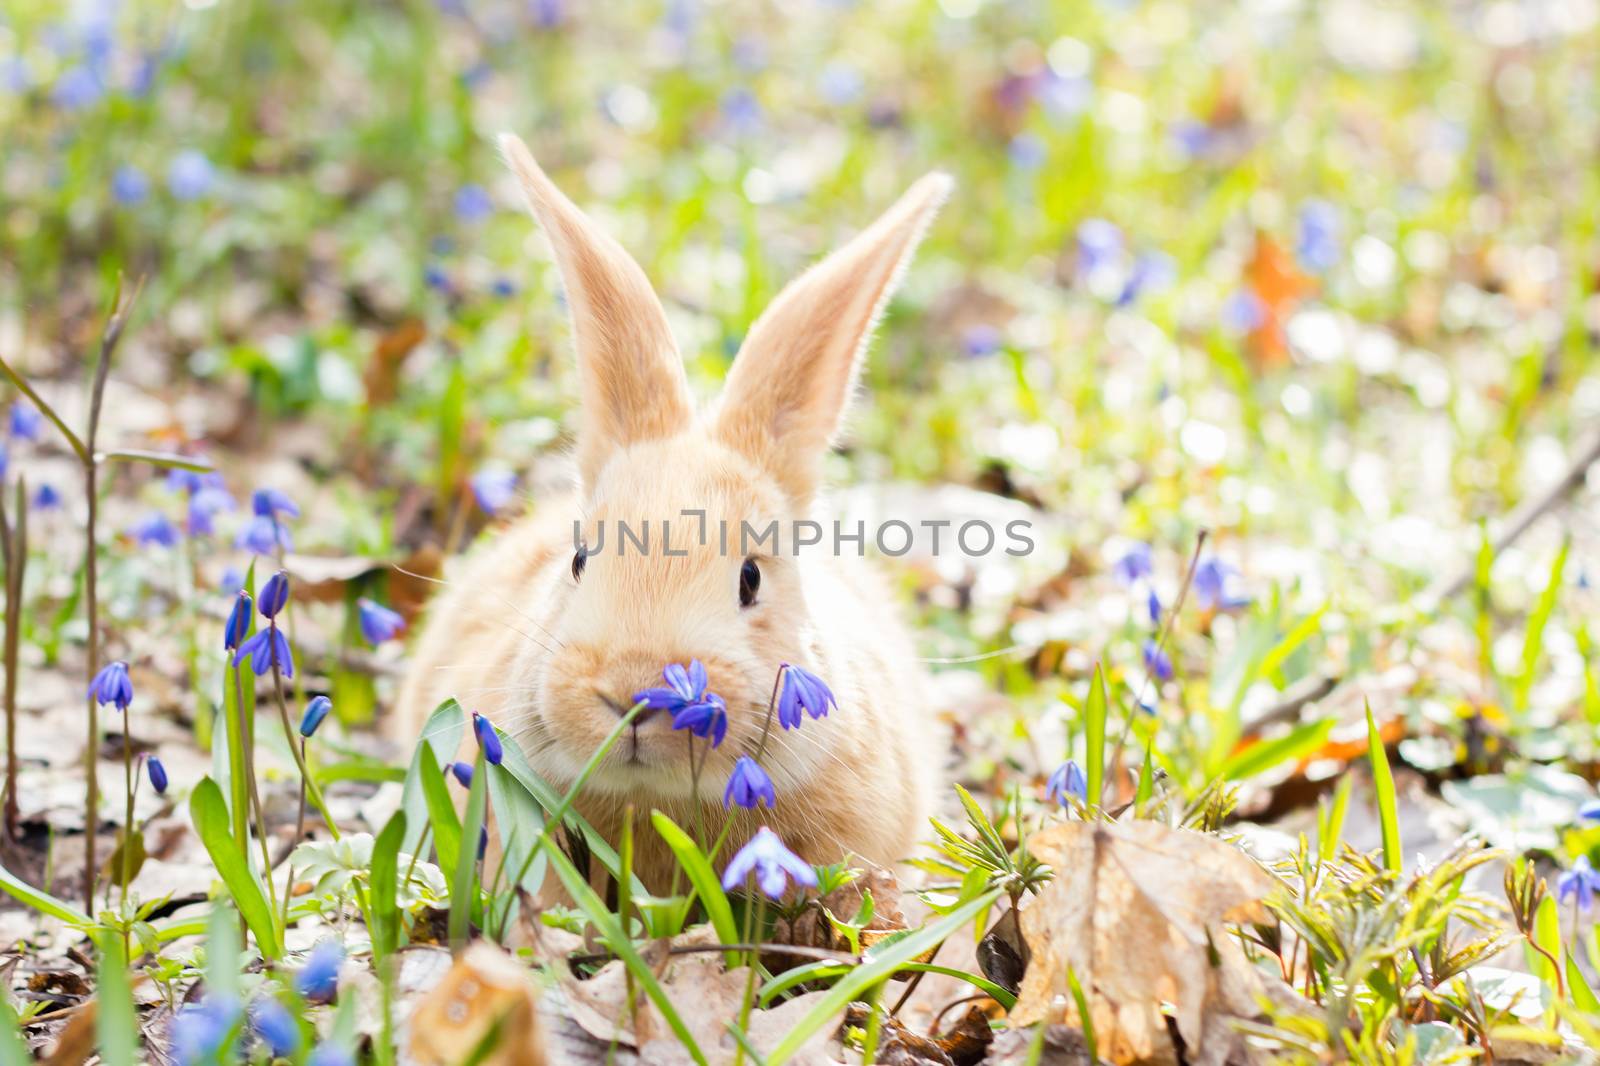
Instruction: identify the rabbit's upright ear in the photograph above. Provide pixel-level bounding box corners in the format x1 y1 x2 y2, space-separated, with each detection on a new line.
714 173 951 505
500 135 693 488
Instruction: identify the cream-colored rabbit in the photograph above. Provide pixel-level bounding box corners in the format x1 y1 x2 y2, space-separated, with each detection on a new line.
394 134 950 893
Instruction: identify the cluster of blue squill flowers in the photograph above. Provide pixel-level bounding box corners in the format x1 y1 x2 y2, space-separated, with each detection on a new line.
169 941 349 1065
628 658 836 900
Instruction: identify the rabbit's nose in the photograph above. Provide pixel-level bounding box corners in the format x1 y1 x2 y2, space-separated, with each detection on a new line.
594 686 659 722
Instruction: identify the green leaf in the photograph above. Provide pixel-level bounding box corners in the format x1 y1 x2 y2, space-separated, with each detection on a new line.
1255 603 1328 686
401 699 466 858
1220 717 1335 782
542 830 707 1065
0 861 92 926
371 811 406 961
765 889 1002 1064
94 930 140 1066
1085 664 1107 807
450 751 488 950
1365 704 1401 873
190 777 281 958
486 759 546 895
1516 539 1570 713
0 995 30 1066
1567 953 1600 1015
419 750 461 875
204 905 241 1003
652 812 740 965
1066 964 1098 1063
1134 742 1155 811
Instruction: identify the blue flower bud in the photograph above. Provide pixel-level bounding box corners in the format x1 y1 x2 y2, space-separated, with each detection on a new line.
224 592 252 651
147 756 168 795
259 571 290 620
472 713 503 765
299 696 332 738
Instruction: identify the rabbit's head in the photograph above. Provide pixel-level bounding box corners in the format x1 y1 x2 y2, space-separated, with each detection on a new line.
499 135 948 798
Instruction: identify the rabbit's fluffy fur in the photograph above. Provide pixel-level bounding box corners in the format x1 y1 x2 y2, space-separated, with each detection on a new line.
394 135 950 892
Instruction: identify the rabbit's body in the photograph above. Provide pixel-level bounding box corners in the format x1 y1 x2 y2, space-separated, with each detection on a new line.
394 137 950 893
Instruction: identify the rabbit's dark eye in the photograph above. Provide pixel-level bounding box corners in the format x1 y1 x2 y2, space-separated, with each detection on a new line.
572 549 587 583
739 557 761 607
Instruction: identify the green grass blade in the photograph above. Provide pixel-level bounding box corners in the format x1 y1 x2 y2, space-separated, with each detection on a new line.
94 930 140 1066
450 751 488 950
1085 663 1107 808
370 811 406 961
1365 704 1401 873
1318 775 1353 863
0 862 92 926
1515 538 1569 713
401 699 465 857
190 777 281 957
1066 964 1098 1063
541 830 707 1065
1220 717 1335 782
1134 742 1154 811
1255 603 1328 685
765 889 1002 1064
419 751 461 875
651 811 740 965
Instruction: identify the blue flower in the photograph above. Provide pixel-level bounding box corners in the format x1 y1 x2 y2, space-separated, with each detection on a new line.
306 1045 356 1066
167 150 216 201
776 664 836 730
32 483 62 511
1076 219 1123 277
357 598 405 645
961 323 1002 358
224 592 252 651
472 712 503 765
295 940 344 1003
470 468 518 515
1295 199 1341 274
450 761 474 787
723 756 775 810
9 401 41 440
1193 557 1251 611
817 62 863 106
423 263 451 292
1111 542 1152 585
1117 250 1176 307
490 276 517 298
51 65 103 109
1008 133 1046 170
169 995 240 1066
299 696 332 737
672 693 728 748
234 628 294 678
721 88 763 137
258 570 290 620
236 514 292 555
147 755 169 795
634 659 712 715
248 997 299 1057
453 183 494 223
1045 760 1087 807
1558 856 1600 913
1142 640 1174 682
220 566 244 594
129 511 181 549
251 488 300 519
112 166 149 205
1581 799 1600 822
721 826 817 900
90 661 133 711
1146 587 1162 624
1220 290 1266 334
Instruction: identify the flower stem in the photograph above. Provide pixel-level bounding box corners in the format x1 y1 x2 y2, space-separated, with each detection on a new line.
269 648 338 842
233 665 278 920
121 705 134 903
733 893 767 1066
752 667 785 764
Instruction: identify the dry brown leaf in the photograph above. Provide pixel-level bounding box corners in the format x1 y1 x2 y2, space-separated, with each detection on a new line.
1011 821 1276 1066
408 943 548 1066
